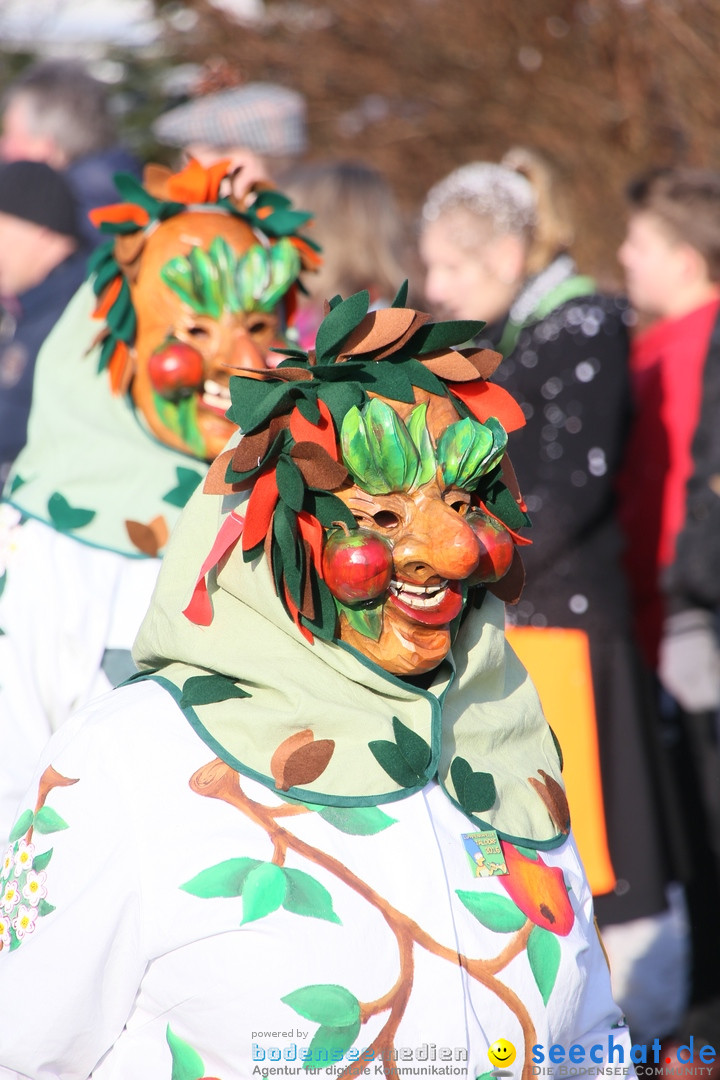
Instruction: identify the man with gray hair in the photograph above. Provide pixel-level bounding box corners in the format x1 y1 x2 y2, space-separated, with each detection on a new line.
0 60 140 248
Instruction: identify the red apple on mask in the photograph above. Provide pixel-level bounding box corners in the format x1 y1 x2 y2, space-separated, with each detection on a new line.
148 340 204 401
322 524 393 604
465 509 515 584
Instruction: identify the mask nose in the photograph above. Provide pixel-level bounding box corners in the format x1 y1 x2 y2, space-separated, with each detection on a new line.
229 329 268 372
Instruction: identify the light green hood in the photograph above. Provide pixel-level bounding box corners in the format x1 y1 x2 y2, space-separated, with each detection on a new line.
4 282 205 557
132 442 568 849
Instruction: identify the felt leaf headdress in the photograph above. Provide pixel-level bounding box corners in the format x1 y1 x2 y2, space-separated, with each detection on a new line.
187 285 531 641
86 159 321 393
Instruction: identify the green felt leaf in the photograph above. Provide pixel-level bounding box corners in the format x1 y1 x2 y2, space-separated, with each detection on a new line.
392 716 431 775
281 983 361 1028
484 478 531 531
241 861 287 924
113 172 162 215
37 898 56 917
8 809 33 842
456 890 526 933
316 381 366 432
8 473 25 493
303 491 356 530
33 806 69 835
334 597 383 641
368 738 426 789
32 848 53 872
549 726 564 771
181 857 261 898
273 501 304 610
47 492 96 532
403 358 447 397
282 868 341 923
227 379 293 434
391 279 409 307
295 394 320 424
179 674 250 708
365 361 415 403
303 1021 361 1071
276 455 306 513
163 467 205 509
166 1025 206 1080
412 319 485 354
315 805 397 835
315 290 370 363
302 571 340 642
527 924 561 1004
451 756 496 812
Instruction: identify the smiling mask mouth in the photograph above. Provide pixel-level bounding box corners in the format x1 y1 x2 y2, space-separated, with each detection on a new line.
388 578 449 611
200 378 232 415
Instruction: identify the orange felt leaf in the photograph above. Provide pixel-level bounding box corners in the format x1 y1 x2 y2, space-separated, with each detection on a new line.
297 511 324 573
93 275 122 321
477 500 532 547
289 236 322 271
107 340 133 396
166 157 231 204
242 467 279 553
88 202 150 228
450 381 526 432
289 399 338 460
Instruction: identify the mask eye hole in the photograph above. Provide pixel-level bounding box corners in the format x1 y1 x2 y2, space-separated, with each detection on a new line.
372 509 401 529
443 489 471 515
187 325 210 339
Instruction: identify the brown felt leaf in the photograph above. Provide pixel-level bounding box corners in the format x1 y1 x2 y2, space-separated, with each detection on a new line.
125 515 169 556
114 230 147 279
338 308 416 357
459 347 504 379
231 416 290 472
270 730 335 791
204 449 238 494
501 454 524 508
142 163 173 199
291 443 348 490
529 769 571 834
259 365 313 382
421 349 485 382
486 548 525 604
370 311 431 361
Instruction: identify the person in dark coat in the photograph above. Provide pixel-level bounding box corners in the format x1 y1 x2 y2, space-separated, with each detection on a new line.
419 151 687 1044
0 160 88 481
0 60 140 249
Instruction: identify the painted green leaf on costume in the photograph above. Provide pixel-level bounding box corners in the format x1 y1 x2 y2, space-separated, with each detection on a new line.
181 857 262 898
0 571 5 600
315 290 370 363
451 756 496 813
411 319 485 354
166 1025 206 1080
369 717 431 789
9 932 20 951
527 924 561 1004
303 1021 361 1071
163 467 204 509
241 861 287 924
32 848 53 872
33 806 69 835
179 674 250 707
281 983 361 1028
334 597 383 642
282 868 341 924
8 809 33 842
314 805 397 835
515 845 539 860
8 473 24 493
47 493 96 532
37 899 56 917
475 1072 496 1080
456 890 526 933
276 455 306 512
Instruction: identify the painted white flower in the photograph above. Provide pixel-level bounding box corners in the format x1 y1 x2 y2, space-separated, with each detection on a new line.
1 880 21 914
0 913 10 948
1 845 15 881
21 870 47 907
12 904 38 939
13 840 34 875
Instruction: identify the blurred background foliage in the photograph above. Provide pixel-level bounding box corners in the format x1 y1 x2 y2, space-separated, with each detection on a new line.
1 0 720 285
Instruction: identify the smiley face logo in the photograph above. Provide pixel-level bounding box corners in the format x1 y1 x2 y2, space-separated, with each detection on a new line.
488 1039 516 1069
